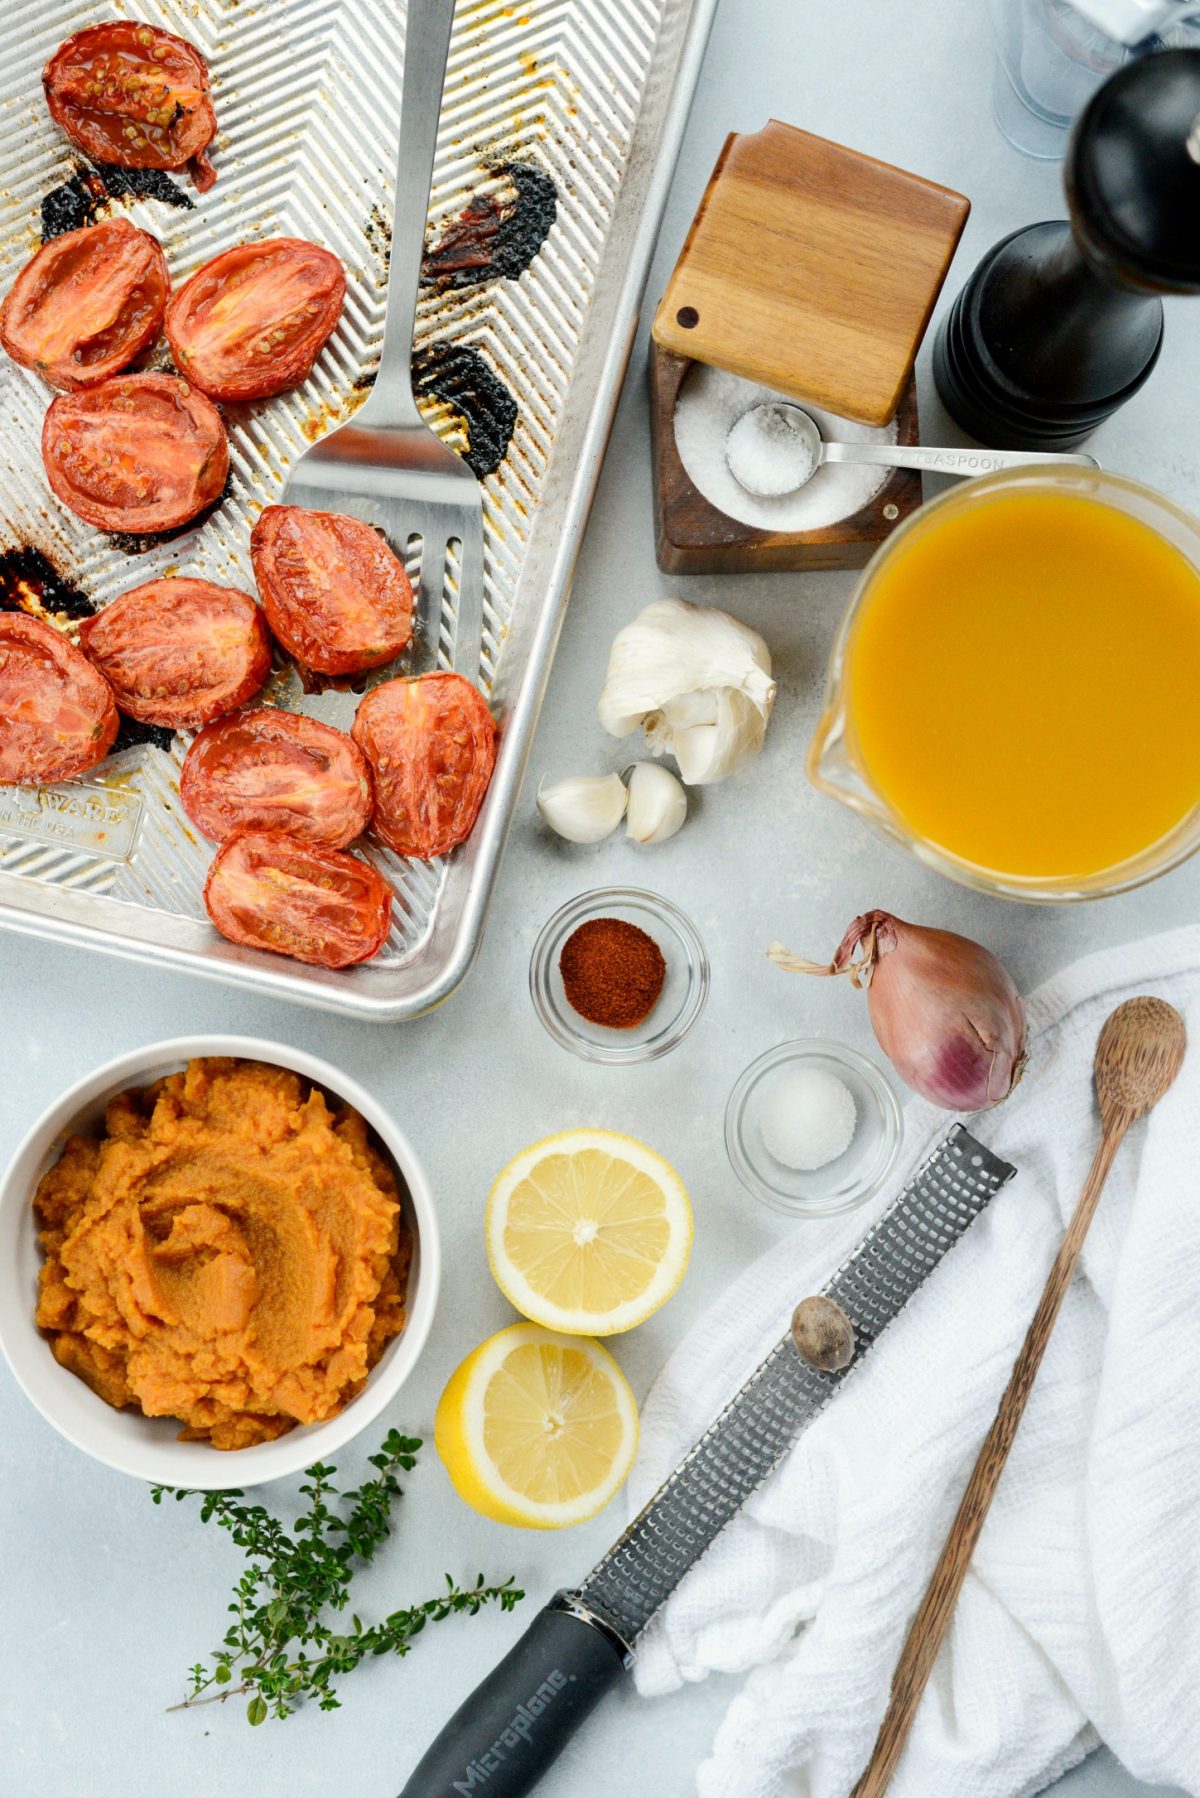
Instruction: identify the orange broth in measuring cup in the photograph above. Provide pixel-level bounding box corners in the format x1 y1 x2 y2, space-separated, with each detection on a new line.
845 487 1200 883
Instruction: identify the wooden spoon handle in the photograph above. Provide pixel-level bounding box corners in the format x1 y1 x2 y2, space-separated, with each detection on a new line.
850 1122 1126 1798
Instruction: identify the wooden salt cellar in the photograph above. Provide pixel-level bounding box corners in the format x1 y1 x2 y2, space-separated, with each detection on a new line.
648 121 969 574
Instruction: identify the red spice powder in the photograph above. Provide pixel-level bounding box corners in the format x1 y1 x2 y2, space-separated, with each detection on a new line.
559 916 666 1030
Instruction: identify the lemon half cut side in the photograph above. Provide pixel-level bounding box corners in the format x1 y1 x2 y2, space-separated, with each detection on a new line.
485 1127 693 1336
435 1322 639 1529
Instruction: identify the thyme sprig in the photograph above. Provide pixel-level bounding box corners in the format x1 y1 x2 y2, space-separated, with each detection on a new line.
152 1427 522 1725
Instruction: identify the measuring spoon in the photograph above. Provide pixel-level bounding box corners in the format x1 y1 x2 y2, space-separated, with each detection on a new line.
723 400 1099 499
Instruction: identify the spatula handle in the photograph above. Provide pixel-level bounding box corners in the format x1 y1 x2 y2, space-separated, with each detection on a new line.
371 0 457 427
851 1122 1125 1798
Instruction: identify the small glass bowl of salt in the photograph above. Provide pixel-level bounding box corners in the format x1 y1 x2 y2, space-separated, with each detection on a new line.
725 1040 902 1217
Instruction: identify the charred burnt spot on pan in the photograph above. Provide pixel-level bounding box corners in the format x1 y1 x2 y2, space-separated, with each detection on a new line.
0 546 96 624
41 162 192 241
422 161 557 290
413 343 518 480
0 550 175 754
94 165 193 212
41 169 118 239
113 716 175 755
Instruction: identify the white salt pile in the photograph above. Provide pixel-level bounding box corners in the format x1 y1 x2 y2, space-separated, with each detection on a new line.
673 363 898 532
758 1065 857 1171
724 402 817 496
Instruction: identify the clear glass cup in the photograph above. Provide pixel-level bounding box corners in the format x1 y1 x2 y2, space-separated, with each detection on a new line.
807 466 1200 902
725 1040 903 1217
988 0 1200 160
529 887 709 1064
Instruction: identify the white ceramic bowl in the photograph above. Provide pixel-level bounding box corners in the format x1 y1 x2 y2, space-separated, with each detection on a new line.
0 1035 440 1489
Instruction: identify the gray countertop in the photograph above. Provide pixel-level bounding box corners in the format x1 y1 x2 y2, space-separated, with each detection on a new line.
1 2 1196 1795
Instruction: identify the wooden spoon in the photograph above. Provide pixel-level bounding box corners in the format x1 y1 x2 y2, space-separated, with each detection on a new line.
851 994 1187 1798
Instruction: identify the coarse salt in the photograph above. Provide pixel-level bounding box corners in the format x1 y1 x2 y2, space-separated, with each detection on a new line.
758 1065 857 1171
674 363 897 532
725 403 817 496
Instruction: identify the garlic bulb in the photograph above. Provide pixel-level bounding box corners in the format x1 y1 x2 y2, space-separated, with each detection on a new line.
598 598 776 785
536 773 627 844
625 762 687 844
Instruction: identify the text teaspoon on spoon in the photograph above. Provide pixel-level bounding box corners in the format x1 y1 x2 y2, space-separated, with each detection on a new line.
723 401 1100 500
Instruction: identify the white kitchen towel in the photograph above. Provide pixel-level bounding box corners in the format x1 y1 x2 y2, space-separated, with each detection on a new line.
629 924 1200 1798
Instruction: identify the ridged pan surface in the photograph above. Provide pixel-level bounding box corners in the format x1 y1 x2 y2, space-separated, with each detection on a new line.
0 0 712 1016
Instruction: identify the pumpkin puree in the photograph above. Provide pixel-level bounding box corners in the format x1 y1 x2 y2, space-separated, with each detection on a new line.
34 1058 410 1450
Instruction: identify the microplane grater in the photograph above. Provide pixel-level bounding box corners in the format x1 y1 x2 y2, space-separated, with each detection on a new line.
401 1125 1017 1798
576 1122 1015 1641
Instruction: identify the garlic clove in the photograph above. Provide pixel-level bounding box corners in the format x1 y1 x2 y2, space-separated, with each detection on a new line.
536 773 628 844
625 762 687 844
659 687 768 784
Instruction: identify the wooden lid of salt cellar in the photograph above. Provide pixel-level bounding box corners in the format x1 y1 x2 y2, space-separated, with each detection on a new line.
653 121 970 426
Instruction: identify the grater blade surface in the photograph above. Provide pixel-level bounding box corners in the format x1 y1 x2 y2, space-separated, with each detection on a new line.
578 1125 1016 1645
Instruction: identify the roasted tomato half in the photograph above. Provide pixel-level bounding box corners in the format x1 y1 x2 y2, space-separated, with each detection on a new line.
0 613 119 785
351 671 497 859
250 506 414 676
42 373 229 534
181 707 374 846
79 580 271 730
165 239 346 402
0 219 170 392
43 22 218 191
204 828 393 968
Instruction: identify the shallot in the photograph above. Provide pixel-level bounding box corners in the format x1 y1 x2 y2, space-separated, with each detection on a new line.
768 911 1027 1112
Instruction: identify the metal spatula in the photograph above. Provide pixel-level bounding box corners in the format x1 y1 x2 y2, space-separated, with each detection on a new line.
399 1126 1017 1798
279 0 484 678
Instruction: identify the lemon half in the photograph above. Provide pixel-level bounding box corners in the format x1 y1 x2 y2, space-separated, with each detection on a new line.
435 1322 639 1529
486 1128 693 1335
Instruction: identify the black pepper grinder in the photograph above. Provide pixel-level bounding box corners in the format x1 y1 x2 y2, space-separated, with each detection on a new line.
934 48 1200 449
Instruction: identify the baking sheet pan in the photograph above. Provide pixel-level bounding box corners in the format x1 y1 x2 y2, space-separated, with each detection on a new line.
0 0 716 1016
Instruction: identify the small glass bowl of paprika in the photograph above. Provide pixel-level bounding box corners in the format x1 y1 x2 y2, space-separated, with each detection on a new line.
529 887 709 1064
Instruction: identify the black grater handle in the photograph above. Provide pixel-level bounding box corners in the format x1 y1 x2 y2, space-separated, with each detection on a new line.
397 1593 630 1798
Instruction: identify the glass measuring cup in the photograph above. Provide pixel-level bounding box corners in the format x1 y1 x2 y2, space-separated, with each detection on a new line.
988 0 1200 159
807 466 1200 902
